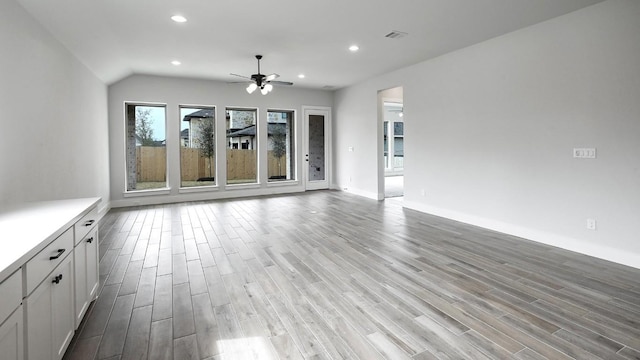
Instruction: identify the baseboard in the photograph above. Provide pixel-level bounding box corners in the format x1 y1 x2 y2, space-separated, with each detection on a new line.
97 200 111 222
403 200 640 270
335 184 381 200
111 184 307 208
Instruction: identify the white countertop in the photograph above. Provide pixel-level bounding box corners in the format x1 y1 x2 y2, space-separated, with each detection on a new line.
0 197 101 282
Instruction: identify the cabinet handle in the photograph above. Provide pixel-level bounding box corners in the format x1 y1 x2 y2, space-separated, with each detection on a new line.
49 248 66 260
87 237 94 244
52 274 63 284
84 219 95 227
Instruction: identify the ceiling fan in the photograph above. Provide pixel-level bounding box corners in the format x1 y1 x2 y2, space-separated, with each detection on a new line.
230 55 293 95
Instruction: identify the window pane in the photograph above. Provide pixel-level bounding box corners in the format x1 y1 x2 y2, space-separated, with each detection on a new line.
226 108 257 184
383 121 389 168
267 110 295 182
394 122 404 136
394 121 404 170
308 115 325 181
180 106 216 188
125 104 167 191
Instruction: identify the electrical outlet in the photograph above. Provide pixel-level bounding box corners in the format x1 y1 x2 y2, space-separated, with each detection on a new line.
420 189 426 196
586 219 597 230
574 148 597 159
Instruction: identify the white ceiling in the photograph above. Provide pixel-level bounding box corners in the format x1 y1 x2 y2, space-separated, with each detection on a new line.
17 0 604 89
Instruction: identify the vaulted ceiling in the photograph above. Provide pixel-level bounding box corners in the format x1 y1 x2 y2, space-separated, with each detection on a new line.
17 0 604 89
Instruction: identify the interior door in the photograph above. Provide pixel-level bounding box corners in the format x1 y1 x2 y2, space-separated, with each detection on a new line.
303 108 330 190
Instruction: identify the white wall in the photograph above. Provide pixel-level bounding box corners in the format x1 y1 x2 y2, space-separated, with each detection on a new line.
108 75 333 207
0 0 110 214
333 0 640 268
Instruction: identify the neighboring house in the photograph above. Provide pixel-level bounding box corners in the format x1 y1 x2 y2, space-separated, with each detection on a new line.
226 123 287 150
180 128 189 147
182 109 214 148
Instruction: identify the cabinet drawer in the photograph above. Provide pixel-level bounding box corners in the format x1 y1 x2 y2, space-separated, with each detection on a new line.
74 207 98 245
25 228 73 296
0 269 22 325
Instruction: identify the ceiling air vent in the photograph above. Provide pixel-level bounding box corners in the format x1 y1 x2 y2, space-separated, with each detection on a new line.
385 31 408 39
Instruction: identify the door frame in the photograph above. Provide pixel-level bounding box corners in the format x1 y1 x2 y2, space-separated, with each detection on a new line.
377 87 404 200
302 106 332 190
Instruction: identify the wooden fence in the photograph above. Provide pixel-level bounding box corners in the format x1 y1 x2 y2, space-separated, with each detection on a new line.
136 147 288 182
181 148 214 181
136 147 166 182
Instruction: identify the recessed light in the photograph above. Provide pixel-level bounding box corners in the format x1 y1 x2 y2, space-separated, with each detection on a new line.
349 45 359 52
171 15 187 23
171 60 181 66
298 74 305 79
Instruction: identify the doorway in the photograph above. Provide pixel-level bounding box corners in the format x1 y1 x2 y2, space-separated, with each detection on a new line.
303 107 331 190
379 87 404 198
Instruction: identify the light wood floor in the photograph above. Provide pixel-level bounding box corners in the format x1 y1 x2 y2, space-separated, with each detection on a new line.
63 190 640 360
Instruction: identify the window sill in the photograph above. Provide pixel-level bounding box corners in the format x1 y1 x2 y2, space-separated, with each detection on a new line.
179 185 219 194
224 183 261 190
123 188 171 197
267 180 299 187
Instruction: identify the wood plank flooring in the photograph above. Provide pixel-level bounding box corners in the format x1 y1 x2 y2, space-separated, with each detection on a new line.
63 190 640 360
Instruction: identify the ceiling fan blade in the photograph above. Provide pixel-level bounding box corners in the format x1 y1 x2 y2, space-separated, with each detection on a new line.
264 73 280 81
230 73 252 80
269 80 293 86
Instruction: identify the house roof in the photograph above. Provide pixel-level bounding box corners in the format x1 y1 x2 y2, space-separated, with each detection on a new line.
183 109 214 122
227 123 286 138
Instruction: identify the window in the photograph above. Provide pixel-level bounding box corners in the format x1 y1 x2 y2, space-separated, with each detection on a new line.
267 110 295 182
226 108 257 184
393 121 404 169
180 106 216 188
384 120 389 168
383 102 404 172
125 103 167 191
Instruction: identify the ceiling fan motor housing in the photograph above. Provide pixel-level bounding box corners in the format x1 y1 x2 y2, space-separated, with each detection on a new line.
253 55 265 87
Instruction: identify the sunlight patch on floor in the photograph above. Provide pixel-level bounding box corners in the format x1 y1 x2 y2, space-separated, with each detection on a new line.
216 337 277 360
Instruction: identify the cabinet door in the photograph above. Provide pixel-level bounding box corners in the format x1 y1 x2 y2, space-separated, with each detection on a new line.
26 273 54 360
52 255 75 360
0 306 23 360
74 228 99 329
26 254 75 360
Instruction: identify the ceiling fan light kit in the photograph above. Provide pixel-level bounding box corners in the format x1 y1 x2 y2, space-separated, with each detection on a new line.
246 83 258 94
232 55 293 95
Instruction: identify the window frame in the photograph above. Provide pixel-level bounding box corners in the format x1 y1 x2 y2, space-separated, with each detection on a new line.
225 106 259 187
266 108 297 184
123 101 170 195
178 104 218 191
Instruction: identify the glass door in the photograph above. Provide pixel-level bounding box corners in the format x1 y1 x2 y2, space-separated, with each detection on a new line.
303 108 330 190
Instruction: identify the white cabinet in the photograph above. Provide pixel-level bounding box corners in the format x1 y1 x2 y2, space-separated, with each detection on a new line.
0 306 23 360
73 227 99 329
0 269 23 360
0 197 99 360
26 254 75 360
